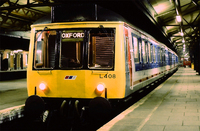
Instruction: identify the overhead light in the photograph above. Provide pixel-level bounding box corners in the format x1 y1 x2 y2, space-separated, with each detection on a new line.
182 39 185 43
180 32 184 36
176 15 182 22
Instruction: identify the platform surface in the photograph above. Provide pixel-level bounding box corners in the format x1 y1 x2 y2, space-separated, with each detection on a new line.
98 67 200 131
0 78 27 110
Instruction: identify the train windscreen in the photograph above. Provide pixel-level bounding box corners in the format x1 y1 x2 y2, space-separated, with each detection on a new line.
88 29 115 69
60 30 84 69
33 28 115 70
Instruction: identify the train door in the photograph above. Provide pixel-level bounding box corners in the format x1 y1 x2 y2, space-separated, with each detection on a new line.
124 26 132 87
132 33 140 71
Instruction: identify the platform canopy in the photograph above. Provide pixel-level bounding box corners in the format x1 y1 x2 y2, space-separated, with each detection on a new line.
0 0 200 58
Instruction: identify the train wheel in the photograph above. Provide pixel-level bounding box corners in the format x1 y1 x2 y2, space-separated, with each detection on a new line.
89 97 111 123
25 95 45 120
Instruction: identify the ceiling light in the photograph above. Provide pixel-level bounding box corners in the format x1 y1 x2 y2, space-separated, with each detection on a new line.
176 15 182 22
180 32 184 36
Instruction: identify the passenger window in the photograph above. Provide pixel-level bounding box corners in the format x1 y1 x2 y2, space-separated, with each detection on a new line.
138 39 142 63
160 48 162 62
163 50 166 63
142 40 146 63
149 43 152 63
153 45 156 63
146 42 148 63
133 36 139 63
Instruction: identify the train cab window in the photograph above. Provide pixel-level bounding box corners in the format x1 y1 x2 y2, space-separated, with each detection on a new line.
133 36 139 63
34 30 57 69
60 30 83 69
142 40 146 63
88 29 115 69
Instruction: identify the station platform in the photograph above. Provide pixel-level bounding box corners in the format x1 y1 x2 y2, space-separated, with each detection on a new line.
0 70 26 81
98 67 200 131
0 78 27 110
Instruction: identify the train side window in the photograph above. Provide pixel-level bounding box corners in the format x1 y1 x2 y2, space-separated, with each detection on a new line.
139 39 142 63
160 48 162 63
163 50 166 63
149 43 152 63
157 47 160 63
153 45 156 63
146 42 148 63
142 40 146 63
133 36 139 63
169 52 172 65
88 29 115 69
34 30 57 69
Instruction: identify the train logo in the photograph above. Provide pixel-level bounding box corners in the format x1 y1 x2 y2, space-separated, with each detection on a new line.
64 75 77 80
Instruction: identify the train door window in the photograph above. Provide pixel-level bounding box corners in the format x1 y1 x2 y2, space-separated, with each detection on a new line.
142 40 146 63
88 29 115 69
133 36 139 63
60 30 84 69
34 30 57 69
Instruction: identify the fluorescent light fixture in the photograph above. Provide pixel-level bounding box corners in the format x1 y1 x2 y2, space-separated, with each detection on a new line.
180 32 184 36
176 15 182 22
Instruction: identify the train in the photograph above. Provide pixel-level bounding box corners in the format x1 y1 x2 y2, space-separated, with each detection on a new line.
25 4 178 122
179 57 191 67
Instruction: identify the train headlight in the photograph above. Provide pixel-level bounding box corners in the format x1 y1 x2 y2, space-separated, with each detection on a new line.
96 83 105 95
97 84 105 92
39 83 49 93
39 83 46 91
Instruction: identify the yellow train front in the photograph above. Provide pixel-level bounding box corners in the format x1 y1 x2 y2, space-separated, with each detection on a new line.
25 21 127 120
25 4 178 123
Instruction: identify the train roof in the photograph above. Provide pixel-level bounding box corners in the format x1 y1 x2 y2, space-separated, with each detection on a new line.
33 4 126 25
